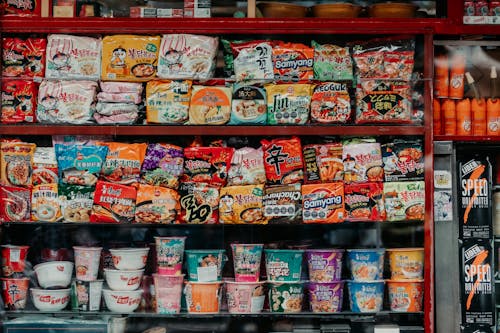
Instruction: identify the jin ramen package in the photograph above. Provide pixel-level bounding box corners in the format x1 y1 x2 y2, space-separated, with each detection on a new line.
265 83 313 125
102 35 161 82
219 184 268 224
302 182 345 224
0 141 36 187
261 137 304 185
135 184 180 224
178 181 219 224
146 80 192 124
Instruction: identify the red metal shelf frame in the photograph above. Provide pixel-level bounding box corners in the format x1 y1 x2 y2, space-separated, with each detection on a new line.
434 135 500 142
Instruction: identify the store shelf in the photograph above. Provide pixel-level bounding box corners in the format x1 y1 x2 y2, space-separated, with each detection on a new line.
0 17 443 34
0 124 426 137
433 135 500 143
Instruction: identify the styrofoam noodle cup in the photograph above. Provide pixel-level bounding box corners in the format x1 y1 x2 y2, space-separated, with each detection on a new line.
347 280 384 313
308 281 344 313
153 274 184 314
1 277 29 310
154 237 186 275
387 279 424 312
231 243 263 282
184 281 222 314
185 249 226 282
1 245 29 277
305 249 344 282
268 281 304 313
225 279 265 314
73 246 102 281
387 248 424 280
264 249 303 282
346 249 385 281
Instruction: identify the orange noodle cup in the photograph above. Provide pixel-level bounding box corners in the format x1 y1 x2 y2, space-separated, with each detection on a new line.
387 279 424 312
1 245 29 277
387 248 424 280
1 277 29 310
184 281 222 314
73 246 103 281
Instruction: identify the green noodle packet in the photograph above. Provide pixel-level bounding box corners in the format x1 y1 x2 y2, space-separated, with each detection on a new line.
312 40 353 82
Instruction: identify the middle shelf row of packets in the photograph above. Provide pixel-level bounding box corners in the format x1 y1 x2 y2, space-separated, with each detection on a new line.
1 79 423 125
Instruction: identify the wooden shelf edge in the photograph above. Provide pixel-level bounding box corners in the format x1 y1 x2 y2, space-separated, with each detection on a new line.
0 125 426 137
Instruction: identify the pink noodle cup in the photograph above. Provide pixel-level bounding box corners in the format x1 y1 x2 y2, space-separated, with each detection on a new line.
153 274 184 314
305 249 344 282
225 279 265 314
231 243 263 283
155 237 186 275
73 246 103 281
307 281 344 313
1 277 30 310
1 245 29 277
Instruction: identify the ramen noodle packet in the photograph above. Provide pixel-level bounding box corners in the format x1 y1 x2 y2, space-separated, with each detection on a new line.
352 38 415 81
91 180 137 223
302 182 345 224
100 82 144 94
46 34 101 80
31 183 61 222
55 144 108 187
32 147 58 185
303 143 344 184
312 41 353 81
1 79 37 123
0 141 36 187
219 184 267 224
158 34 218 80
384 181 425 221
310 82 351 124
37 80 98 124
188 85 232 125
382 140 424 182
345 182 385 222
355 79 412 124
0 186 31 222
97 92 141 104
272 42 314 82
2 37 46 78
342 138 383 184
261 137 304 185
141 143 184 189
99 142 148 185
58 184 94 223
146 80 192 124
265 83 313 125
231 40 274 82
178 181 219 224
94 102 139 125
102 35 161 82
182 146 234 187
227 147 266 186
229 84 267 125
263 184 302 224
135 184 180 224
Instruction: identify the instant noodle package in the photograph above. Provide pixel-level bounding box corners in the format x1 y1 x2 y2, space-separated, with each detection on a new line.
219 184 267 224
32 147 58 185
263 184 302 224
261 137 304 185
384 181 425 221
135 184 180 224
272 42 314 83
55 144 108 187
0 142 36 188
146 80 192 124
227 147 266 186
1 79 37 124
182 146 234 187
312 41 353 82
310 82 351 124
231 40 274 82
229 84 267 125
58 184 94 223
2 37 46 78
188 85 232 125
91 180 137 223
141 143 184 189
100 142 147 185
342 138 384 184
31 183 61 222
302 182 345 224
179 181 219 224
265 83 313 125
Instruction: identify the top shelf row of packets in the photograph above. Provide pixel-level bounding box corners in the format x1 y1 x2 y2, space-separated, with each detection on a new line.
2 34 416 83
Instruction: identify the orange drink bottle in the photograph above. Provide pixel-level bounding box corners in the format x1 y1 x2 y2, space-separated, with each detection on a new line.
434 54 449 98
449 51 466 99
433 98 442 135
487 66 499 136
456 98 472 136
442 99 456 136
472 98 487 136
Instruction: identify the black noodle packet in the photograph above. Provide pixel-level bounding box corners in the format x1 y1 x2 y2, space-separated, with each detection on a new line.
263 184 302 224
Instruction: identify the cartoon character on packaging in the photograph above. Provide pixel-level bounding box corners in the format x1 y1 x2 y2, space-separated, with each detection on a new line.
163 48 183 72
109 47 129 75
39 95 59 119
52 52 71 72
16 94 33 114
26 54 43 75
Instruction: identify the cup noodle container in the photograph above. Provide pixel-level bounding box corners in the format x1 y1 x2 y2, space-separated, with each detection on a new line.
155 237 186 276
184 281 222 314
268 281 304 313
225 279 265 314
264 249 303 282
305 249 344 282
231 243 263 283
387 279 424 312
1 245 29 277
185 249 226 282
308 281 344 313
70 279 104 311
153 274 184 314
387 248 424 280
346 249 385 281
1 277 29 310
73 246 102 281
347 280 385 313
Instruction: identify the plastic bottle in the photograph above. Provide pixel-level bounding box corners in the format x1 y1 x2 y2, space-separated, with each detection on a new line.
449 51 466 99
456 98 472 136
434 54 449 98
442 99 456 135
472 98 487 136
487 66 499 136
